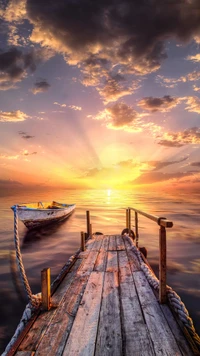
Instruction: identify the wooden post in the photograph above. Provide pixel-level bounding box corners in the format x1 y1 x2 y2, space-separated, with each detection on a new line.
90 223 92 237
126 209 129 229
128 208 131 234
41 268 51 310
159 226 167 303
86 210 90 238
81 231 85 251
135 212 139 247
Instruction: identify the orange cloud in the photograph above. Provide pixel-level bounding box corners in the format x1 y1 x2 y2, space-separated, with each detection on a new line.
0 110 29 122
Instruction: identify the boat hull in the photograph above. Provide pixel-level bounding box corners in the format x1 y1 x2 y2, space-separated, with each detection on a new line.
11 202 76 229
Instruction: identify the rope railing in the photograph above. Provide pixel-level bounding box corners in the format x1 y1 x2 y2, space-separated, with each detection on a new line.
126 207 173 303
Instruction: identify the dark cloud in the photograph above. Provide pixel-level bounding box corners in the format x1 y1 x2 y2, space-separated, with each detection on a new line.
27 0 200 76
190 162 200 167
0 47 51 90
22 151 37 156
138 95 181 112
31 79 50 94
147 156 188 171
158 140 184 147
132 171 192 185
0 179 22 185
19 131 34 139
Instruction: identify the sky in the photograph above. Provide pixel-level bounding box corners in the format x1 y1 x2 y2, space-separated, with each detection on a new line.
0 0 200 191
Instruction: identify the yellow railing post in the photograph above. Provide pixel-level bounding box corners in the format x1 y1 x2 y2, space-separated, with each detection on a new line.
41 268 51 310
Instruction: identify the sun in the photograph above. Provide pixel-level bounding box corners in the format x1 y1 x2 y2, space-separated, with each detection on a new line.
107 189 111 196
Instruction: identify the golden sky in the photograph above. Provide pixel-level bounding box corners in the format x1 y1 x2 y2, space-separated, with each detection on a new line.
1 1 200 191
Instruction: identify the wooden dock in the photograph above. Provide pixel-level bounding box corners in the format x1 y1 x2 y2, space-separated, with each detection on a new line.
11 233 195 356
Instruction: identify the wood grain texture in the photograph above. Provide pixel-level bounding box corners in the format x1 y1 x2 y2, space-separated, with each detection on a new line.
134 271 182 355
63 272 104 356
95 271 122 356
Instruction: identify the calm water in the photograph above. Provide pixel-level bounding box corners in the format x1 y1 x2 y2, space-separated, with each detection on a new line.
0 189 199 353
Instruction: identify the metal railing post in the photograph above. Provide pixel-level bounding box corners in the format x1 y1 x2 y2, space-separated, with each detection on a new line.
128 208 131 234
159 225 167 303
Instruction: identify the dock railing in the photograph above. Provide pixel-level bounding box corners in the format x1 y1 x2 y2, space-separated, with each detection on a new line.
126 207 173 304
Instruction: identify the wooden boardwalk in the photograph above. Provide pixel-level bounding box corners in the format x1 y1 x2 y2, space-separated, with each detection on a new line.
14 234 194 356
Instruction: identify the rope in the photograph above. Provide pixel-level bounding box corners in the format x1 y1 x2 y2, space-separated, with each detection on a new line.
124 235 200 351
13 206 41 308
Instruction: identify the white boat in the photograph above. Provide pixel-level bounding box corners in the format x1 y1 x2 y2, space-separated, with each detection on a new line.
11 201 76 229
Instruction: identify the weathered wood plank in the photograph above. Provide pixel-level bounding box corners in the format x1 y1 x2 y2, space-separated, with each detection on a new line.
15 352 35 356
100 235 109 251
18 259 84 351
94 250 107 272
91 235 103 251
35 275 89 356
118 251 155 355
85 238 95 250
116 235 125 251
77 250 99 275
95 271 122 356
106 251 118 272
123 236 141 272
133 271 182 355
63 272 104 356
160 304 194 356
108 235 116 251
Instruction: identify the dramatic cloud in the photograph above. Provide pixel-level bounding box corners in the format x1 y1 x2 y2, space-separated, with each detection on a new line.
0 47 52 90
193 85 200 92
138 95 181 112
97 78 140 104
184 96 200 114
157 70 200 88
0 110 29 122
93 102 147 131
31 79 50 94
187 54 200 62
146 157 189 171
3 0 195 80
158 127 200 147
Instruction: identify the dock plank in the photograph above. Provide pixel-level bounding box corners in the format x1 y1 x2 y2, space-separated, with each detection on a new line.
77 250 99 275
100 235 109 251
108 235 116 250
63 271 104 356
106 251 118 272
35 275 89 356
116 235 125 251
133 271 182 355
118 251 155 355
123 236 141 272
18 258 83 351
95 271 122 356
94 250 107 272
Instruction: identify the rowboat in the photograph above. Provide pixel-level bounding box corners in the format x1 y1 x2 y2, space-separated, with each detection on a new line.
11 201 76 229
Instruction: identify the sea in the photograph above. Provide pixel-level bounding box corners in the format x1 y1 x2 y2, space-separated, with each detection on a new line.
0 188 199 353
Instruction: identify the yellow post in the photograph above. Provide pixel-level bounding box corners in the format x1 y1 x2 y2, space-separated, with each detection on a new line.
41 268 51 310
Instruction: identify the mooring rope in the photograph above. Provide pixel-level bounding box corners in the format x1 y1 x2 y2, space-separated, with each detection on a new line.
13 206 41 308
124 235 200 351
